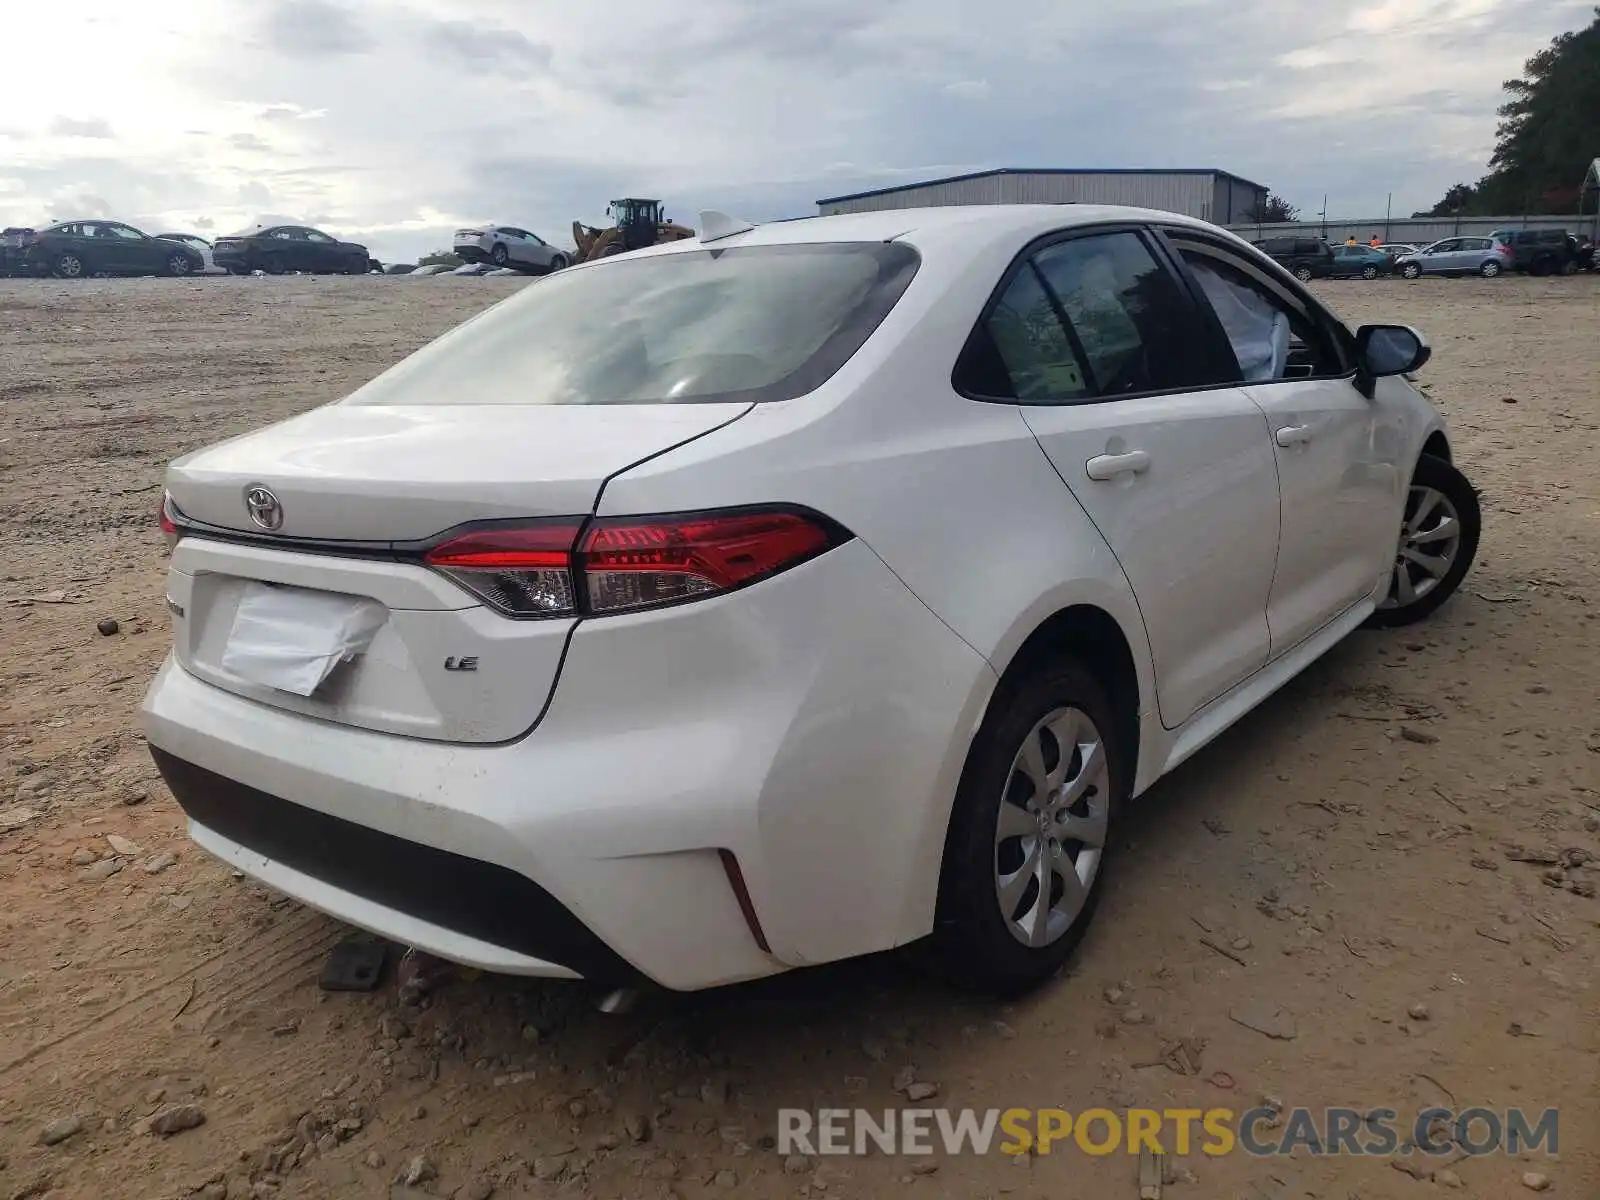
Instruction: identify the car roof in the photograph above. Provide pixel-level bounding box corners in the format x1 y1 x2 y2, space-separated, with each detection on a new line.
632 204 1249 260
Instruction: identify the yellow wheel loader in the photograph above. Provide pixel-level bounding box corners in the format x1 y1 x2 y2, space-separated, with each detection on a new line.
571 199 695 263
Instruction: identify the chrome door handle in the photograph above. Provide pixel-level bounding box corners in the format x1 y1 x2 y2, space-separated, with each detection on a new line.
1275 424 1314 447
1085 450 1151 481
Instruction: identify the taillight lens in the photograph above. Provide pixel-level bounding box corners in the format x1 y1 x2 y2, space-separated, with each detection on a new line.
158 492 180 551
579 511 836 613
421 509 847 619
423 522 581 617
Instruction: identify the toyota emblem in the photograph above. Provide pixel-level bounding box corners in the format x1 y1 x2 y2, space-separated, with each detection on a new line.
243 485 283 531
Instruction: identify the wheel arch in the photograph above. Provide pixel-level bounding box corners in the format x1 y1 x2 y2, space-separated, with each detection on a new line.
1421 430 1451 463
991 604 1143 788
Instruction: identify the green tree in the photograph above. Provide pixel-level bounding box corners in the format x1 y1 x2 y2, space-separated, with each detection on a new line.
1416 182 1479 218
418 250 464 268
1249 193 1300 223
1424 9 1599 215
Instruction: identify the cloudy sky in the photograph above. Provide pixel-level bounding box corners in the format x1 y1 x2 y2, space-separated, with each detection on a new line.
0 0 1590 263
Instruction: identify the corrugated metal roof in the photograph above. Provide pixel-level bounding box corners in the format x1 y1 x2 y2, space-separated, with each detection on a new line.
816 167 1269 207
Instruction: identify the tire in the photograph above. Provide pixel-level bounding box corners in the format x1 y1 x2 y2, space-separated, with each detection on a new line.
164 253 191 277
1365 454 1481 629
930 660 1125 996
1361 265 1379 280
55 252 86 279
1401 262 1422 280
548 253 569 272
1479 260 1502 278
261 255 285 275
1294 264 1313 281
489 243 510 267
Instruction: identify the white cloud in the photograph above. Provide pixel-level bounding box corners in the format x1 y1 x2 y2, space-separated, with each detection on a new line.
0 0 1592 261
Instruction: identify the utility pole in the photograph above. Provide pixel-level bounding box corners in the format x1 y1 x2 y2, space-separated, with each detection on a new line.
1318 195 1328 240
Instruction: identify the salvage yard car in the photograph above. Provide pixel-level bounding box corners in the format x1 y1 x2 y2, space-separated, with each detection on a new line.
143 205 1481 997
1395 236 1511 278
17 220 206 278
154 232 230 275
1326 243 1393 279
453 224 572 274
211 224 376 275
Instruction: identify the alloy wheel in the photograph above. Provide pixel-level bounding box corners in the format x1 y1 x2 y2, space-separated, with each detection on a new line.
993 706 1109 947
1378 484 1463 611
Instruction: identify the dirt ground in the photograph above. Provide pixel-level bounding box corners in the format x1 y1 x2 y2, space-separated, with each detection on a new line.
1 273 1596 1200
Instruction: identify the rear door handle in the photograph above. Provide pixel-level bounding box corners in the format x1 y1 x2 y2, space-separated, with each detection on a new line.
1085 450 1151 481
1275 424 1314 447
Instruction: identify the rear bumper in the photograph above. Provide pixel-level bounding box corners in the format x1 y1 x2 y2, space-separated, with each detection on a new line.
453 244 491 263
152 747 616 980
140 539 995 990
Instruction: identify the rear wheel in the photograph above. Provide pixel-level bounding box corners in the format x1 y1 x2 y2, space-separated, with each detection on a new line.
490 243 509 267
1293 264 1313 281
262 255 285 275
55 252 86 279
1361 265 1379 280
931 660 1123 996
1365 454 1480 628
164 253 191 277
1480 259 1502 278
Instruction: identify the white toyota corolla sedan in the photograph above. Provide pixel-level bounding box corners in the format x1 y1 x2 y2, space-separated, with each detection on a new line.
142 205 1480 996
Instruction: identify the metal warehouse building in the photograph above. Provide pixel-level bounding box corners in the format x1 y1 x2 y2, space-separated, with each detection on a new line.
816 168 1269 225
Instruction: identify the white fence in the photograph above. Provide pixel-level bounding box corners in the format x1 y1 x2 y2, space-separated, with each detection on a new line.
1223 213 1596 245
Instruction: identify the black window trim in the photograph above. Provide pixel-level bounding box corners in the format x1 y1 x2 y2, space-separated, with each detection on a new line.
952 220 1241 407
1152 226 1359 386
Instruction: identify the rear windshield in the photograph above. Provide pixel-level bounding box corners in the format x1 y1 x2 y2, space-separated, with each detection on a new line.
343 242 921 406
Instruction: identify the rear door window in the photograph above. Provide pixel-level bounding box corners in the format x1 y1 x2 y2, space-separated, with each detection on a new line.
956 228 1234 402
955 266 1089 401
1031 231 1230 396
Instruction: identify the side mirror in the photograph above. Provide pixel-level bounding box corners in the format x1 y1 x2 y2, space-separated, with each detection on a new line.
1354 324 1430 397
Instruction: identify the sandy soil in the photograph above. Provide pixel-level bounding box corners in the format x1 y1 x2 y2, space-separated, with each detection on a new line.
0 273 1596 1200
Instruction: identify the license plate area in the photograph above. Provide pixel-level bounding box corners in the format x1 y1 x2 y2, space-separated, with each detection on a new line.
220 581 388 697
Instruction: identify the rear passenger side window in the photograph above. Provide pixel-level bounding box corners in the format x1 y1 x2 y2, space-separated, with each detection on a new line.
955 263 1089 401
1031 231 1226 396
955 229 1231 402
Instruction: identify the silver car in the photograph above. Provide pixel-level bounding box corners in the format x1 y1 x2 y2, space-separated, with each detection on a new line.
452 225 569 274
1395 237 1511 279
153 233 230 275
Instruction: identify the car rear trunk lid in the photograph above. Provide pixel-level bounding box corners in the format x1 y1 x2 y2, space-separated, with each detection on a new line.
163 401 752 741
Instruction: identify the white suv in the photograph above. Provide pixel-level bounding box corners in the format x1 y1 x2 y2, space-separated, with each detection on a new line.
142 205 1480 996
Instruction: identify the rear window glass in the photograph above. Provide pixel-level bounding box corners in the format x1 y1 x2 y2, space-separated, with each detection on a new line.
343 242 920 406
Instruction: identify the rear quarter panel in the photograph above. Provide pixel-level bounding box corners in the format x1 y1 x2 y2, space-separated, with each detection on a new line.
594 229 1159 950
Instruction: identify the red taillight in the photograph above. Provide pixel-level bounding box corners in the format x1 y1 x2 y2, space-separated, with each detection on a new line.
579 511 835 613
423 523 581 617
158 492 180 551
421 509 846 618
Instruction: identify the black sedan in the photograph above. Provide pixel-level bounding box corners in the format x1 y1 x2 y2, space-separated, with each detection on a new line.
15 221 206 279
210 225 374 275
